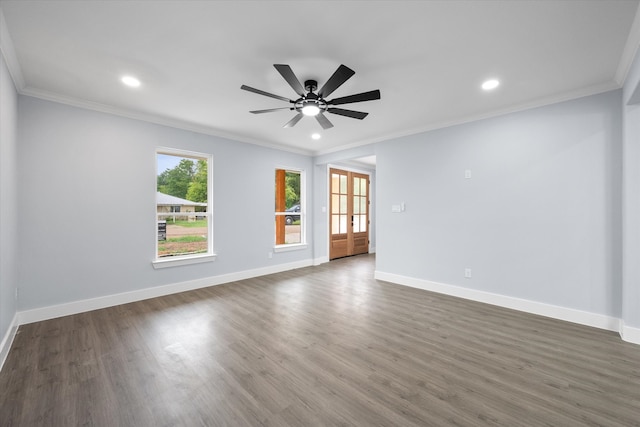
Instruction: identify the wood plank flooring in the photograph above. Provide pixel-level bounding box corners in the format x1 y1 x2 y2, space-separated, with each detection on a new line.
1 254 639 426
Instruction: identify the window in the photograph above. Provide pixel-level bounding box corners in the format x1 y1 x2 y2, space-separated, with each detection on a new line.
154 148 214 268
275 168 306 250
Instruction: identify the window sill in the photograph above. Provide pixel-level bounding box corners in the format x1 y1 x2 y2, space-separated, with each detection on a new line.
273 243 308 253
152 253 217 269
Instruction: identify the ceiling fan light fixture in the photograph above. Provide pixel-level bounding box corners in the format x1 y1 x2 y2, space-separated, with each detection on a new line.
301 103 320 116
311 133 321 140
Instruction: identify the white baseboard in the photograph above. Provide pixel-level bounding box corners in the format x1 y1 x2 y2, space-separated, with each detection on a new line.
621 322 640 345
0 313 19 372
375 271 623 334
17 259 314 326
313 256 329 266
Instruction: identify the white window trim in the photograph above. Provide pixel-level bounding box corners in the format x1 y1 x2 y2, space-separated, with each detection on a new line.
153 147 215 268
152 253 217 269
274 243 308 253
274 167 306 249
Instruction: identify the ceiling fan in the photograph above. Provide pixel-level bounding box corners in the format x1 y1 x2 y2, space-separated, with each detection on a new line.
241 64 381 129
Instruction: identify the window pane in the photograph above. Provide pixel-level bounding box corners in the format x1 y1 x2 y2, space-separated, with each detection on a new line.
157 213 209 257
275 169 304 246
285 223 301 244
157 152 210 259
285 171 300 208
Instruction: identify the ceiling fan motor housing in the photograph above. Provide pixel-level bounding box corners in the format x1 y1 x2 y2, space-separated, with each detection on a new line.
304 80 318 93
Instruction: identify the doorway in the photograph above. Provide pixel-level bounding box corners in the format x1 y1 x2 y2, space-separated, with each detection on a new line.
329 168 370 260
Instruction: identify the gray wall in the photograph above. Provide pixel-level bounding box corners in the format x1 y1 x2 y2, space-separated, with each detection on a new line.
375 90 623 318
0 52 18 342
16 96 314 311
623 49 640 329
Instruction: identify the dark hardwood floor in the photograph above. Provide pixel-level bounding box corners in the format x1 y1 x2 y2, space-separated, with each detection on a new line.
1 254 639 426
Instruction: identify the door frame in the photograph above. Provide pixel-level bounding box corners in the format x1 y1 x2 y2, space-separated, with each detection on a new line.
325 163 374 260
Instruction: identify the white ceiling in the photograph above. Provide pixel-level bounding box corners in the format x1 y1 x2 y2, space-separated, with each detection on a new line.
1 1 639 155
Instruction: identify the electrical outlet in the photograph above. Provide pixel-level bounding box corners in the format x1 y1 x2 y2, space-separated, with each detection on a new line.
268 251 273 259
464 268 472 278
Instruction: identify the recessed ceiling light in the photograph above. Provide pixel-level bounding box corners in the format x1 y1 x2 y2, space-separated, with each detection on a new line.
311 133 321 140
121 75 141 88
482 79 500 91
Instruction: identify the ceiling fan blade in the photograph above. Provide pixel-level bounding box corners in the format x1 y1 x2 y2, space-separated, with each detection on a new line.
318 64 355 98
241 85 292 103
274 64 305 96
327 108 369 120
328 89 381 106
283 113 304 128
316 113 334 129
250 107 293 114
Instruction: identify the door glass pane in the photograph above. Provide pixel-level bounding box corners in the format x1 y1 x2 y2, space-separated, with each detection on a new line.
340 175 347 193
360 197 366 214
361 216 367 232
332 174 340 193
354 178 361 196
354 198 360 214
340 215 347 234
361 179 367 196
340 195 347 214
354 215 360 232
332 215 340 235
332 194 340 214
